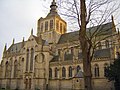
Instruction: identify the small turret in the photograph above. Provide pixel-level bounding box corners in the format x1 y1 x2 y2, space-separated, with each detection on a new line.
111 15 116 32
22 37 25 47
12 38 15 44
3 43 7 53
31 28 33 35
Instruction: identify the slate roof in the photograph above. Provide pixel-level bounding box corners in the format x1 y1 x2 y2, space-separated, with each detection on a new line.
51 48 111 62
33 35 45 45
78 48 111 59
94 48 111 58
58 31 79 44
51 55 59 62
7 35 45 53
7 42 23 53
58 22 114 44
6 22 114 56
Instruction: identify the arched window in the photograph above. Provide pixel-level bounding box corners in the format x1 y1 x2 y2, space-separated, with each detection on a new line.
21 58 24 74
104 63 109 77
64 25 66 33
14 60 18 78
105 40 109 48
50 20 53 30
40 23 43 32
62 67 66 78
0 61 3 77
49 68 52 78
34 56 38 77
77 65 81 73
55 67 58 78
94 64 99 77
5 61 9 78
56 20 59 31
45 21 48 31
60 23 62 33
26 49 29 71
69 66 72 77
30 48 34 71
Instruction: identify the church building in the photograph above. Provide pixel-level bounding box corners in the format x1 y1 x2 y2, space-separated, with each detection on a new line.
0 0 120 90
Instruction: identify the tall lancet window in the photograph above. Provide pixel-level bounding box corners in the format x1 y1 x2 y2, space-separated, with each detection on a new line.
5 61 9 78
104 63 109 77
69 66 72 77
49 68 52 78
56 20 59 31
41 23 43 32
30 48 34 71
55 67 58 78
94 64 99 77
50 20 53 30
76 65 81 73
1 61 3 77
14 60 18 78
26 49 29 71
60 23 62 33
62 67 66 78
45 21 48 31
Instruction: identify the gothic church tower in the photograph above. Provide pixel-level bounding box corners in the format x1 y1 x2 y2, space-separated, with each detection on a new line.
37 0 67 44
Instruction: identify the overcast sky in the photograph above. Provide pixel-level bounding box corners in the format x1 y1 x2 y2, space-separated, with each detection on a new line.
0 0 52 60
0 0 120 61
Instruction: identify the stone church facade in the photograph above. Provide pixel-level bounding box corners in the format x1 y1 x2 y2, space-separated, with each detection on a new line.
0 0 120 90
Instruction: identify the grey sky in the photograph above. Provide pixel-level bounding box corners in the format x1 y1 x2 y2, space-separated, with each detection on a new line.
0 0 52 60
0 0 120 61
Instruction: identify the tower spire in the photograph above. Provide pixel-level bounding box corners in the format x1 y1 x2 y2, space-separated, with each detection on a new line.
47 0 58 16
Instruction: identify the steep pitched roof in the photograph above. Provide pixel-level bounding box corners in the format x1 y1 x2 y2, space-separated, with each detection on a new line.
32 35 45 45
7 35 46 53
78 48 111 59
7 42 23 53
58 22 114 44
58 31 79 44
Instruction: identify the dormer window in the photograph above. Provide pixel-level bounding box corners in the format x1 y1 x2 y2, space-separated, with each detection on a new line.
45 21 48 31
50 20 53 30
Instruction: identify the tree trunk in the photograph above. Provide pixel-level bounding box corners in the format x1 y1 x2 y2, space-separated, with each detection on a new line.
79 0 93 90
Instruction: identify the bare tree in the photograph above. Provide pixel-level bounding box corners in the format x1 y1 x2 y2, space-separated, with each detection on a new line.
56 0 120 90
42 0 120 90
